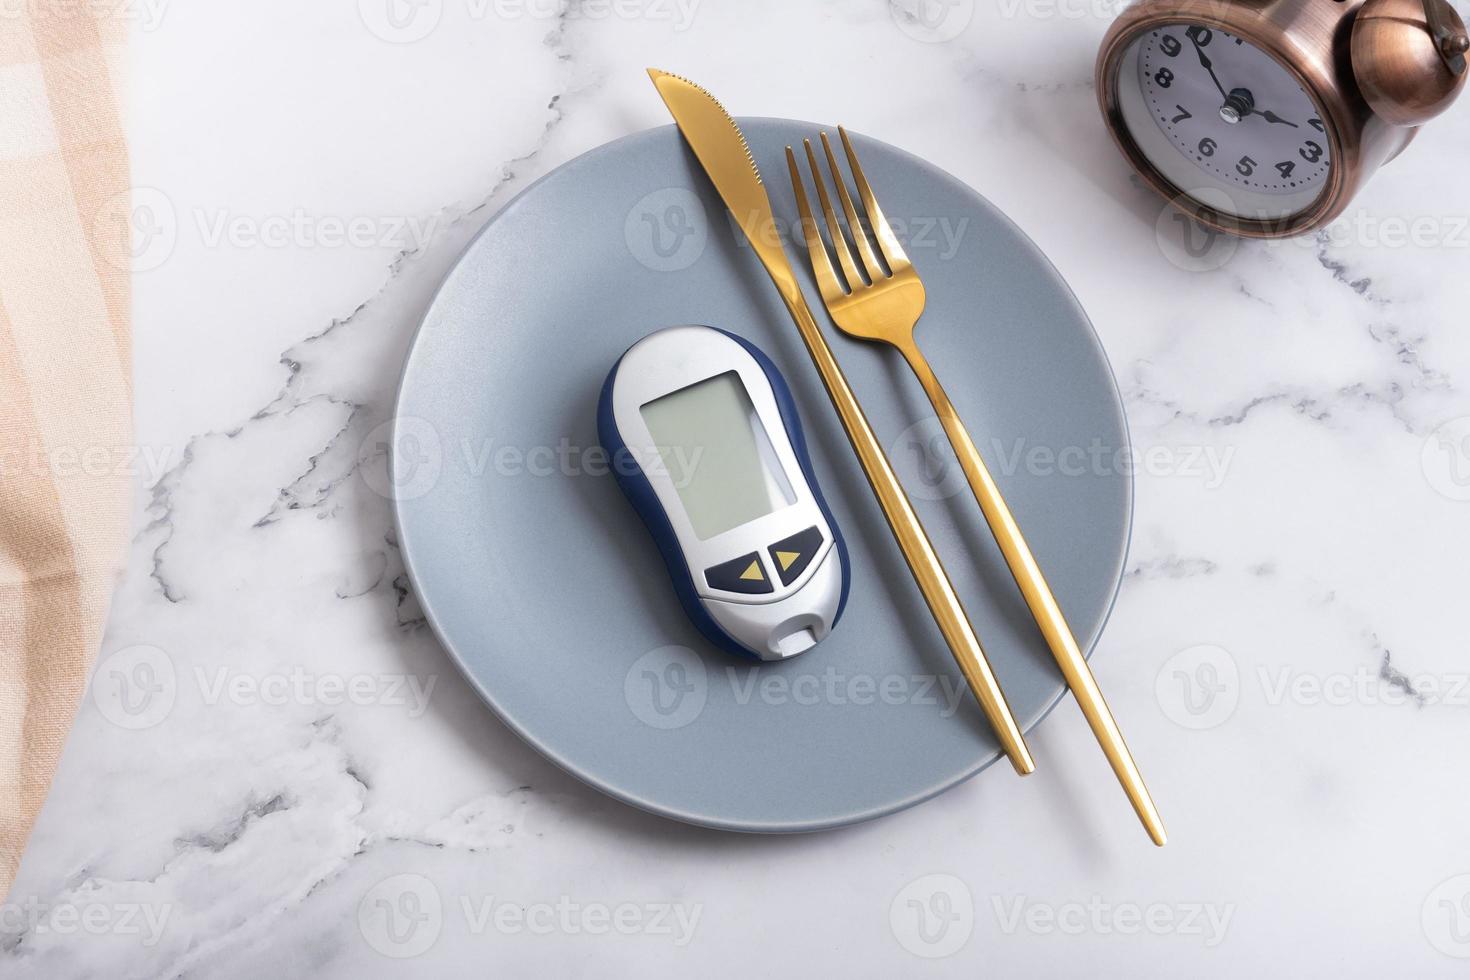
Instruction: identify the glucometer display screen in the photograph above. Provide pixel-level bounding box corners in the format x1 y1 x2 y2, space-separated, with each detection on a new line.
640 371 796 540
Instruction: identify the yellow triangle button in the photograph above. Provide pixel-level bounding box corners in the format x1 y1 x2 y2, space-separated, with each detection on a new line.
739 560 765 582
776 550 801 571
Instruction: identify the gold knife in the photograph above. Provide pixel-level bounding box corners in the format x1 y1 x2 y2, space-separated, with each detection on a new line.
647 68 1035 776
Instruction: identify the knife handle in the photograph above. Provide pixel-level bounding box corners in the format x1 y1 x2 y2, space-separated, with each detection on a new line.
775 288 1034 776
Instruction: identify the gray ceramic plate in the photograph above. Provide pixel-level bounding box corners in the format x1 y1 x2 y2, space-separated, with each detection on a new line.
394 119 1131 832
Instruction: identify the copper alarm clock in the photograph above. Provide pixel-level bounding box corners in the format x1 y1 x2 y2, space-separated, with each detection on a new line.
1097 0 1468 237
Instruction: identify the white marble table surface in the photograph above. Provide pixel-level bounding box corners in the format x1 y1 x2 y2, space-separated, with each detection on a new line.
5 1 1470 976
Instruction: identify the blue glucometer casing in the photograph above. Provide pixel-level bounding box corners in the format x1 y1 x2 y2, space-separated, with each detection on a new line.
598 325 850 661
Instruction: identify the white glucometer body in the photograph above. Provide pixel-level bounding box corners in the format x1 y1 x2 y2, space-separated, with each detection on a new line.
598 325 850 661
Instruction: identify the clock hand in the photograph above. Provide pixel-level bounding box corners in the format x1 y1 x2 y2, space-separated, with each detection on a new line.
1249 107 1300 128
1191 36 1228 98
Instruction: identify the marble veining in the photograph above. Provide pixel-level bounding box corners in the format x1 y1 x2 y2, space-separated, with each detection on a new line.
4 1 1469 977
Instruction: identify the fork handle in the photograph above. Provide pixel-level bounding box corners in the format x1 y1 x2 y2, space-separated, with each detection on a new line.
896 340 1167 845
771 290 1034 776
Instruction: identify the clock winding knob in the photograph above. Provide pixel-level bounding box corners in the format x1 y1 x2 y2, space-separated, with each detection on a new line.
1351 0 1468 126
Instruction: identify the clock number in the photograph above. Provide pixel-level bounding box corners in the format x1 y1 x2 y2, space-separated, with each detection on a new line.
1308 118 1325 132
1299 140 1324 163
1155 67 1174 88
1186 25 1213 46
1171 105 1192 123
1236 156 1257 177
1199 137 1217 157
1275 160 1296 178
1160 34 1182 57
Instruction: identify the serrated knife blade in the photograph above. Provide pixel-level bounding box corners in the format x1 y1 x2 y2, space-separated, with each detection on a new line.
645 68 801 303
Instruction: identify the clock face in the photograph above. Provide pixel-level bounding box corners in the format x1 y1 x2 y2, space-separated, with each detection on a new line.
1117 24 1332 221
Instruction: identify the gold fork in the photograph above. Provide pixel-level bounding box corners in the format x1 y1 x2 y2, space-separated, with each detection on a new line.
787 128 1166 846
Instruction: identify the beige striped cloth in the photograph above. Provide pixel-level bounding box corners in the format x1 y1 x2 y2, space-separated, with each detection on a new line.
0 6 131 898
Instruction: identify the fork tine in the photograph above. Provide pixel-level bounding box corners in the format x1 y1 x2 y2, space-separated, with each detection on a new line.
785 145 847 303
839 126 910 272
803 139 863 292
821 131 887 283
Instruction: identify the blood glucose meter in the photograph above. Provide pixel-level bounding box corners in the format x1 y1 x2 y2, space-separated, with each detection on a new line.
598 325 849 661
